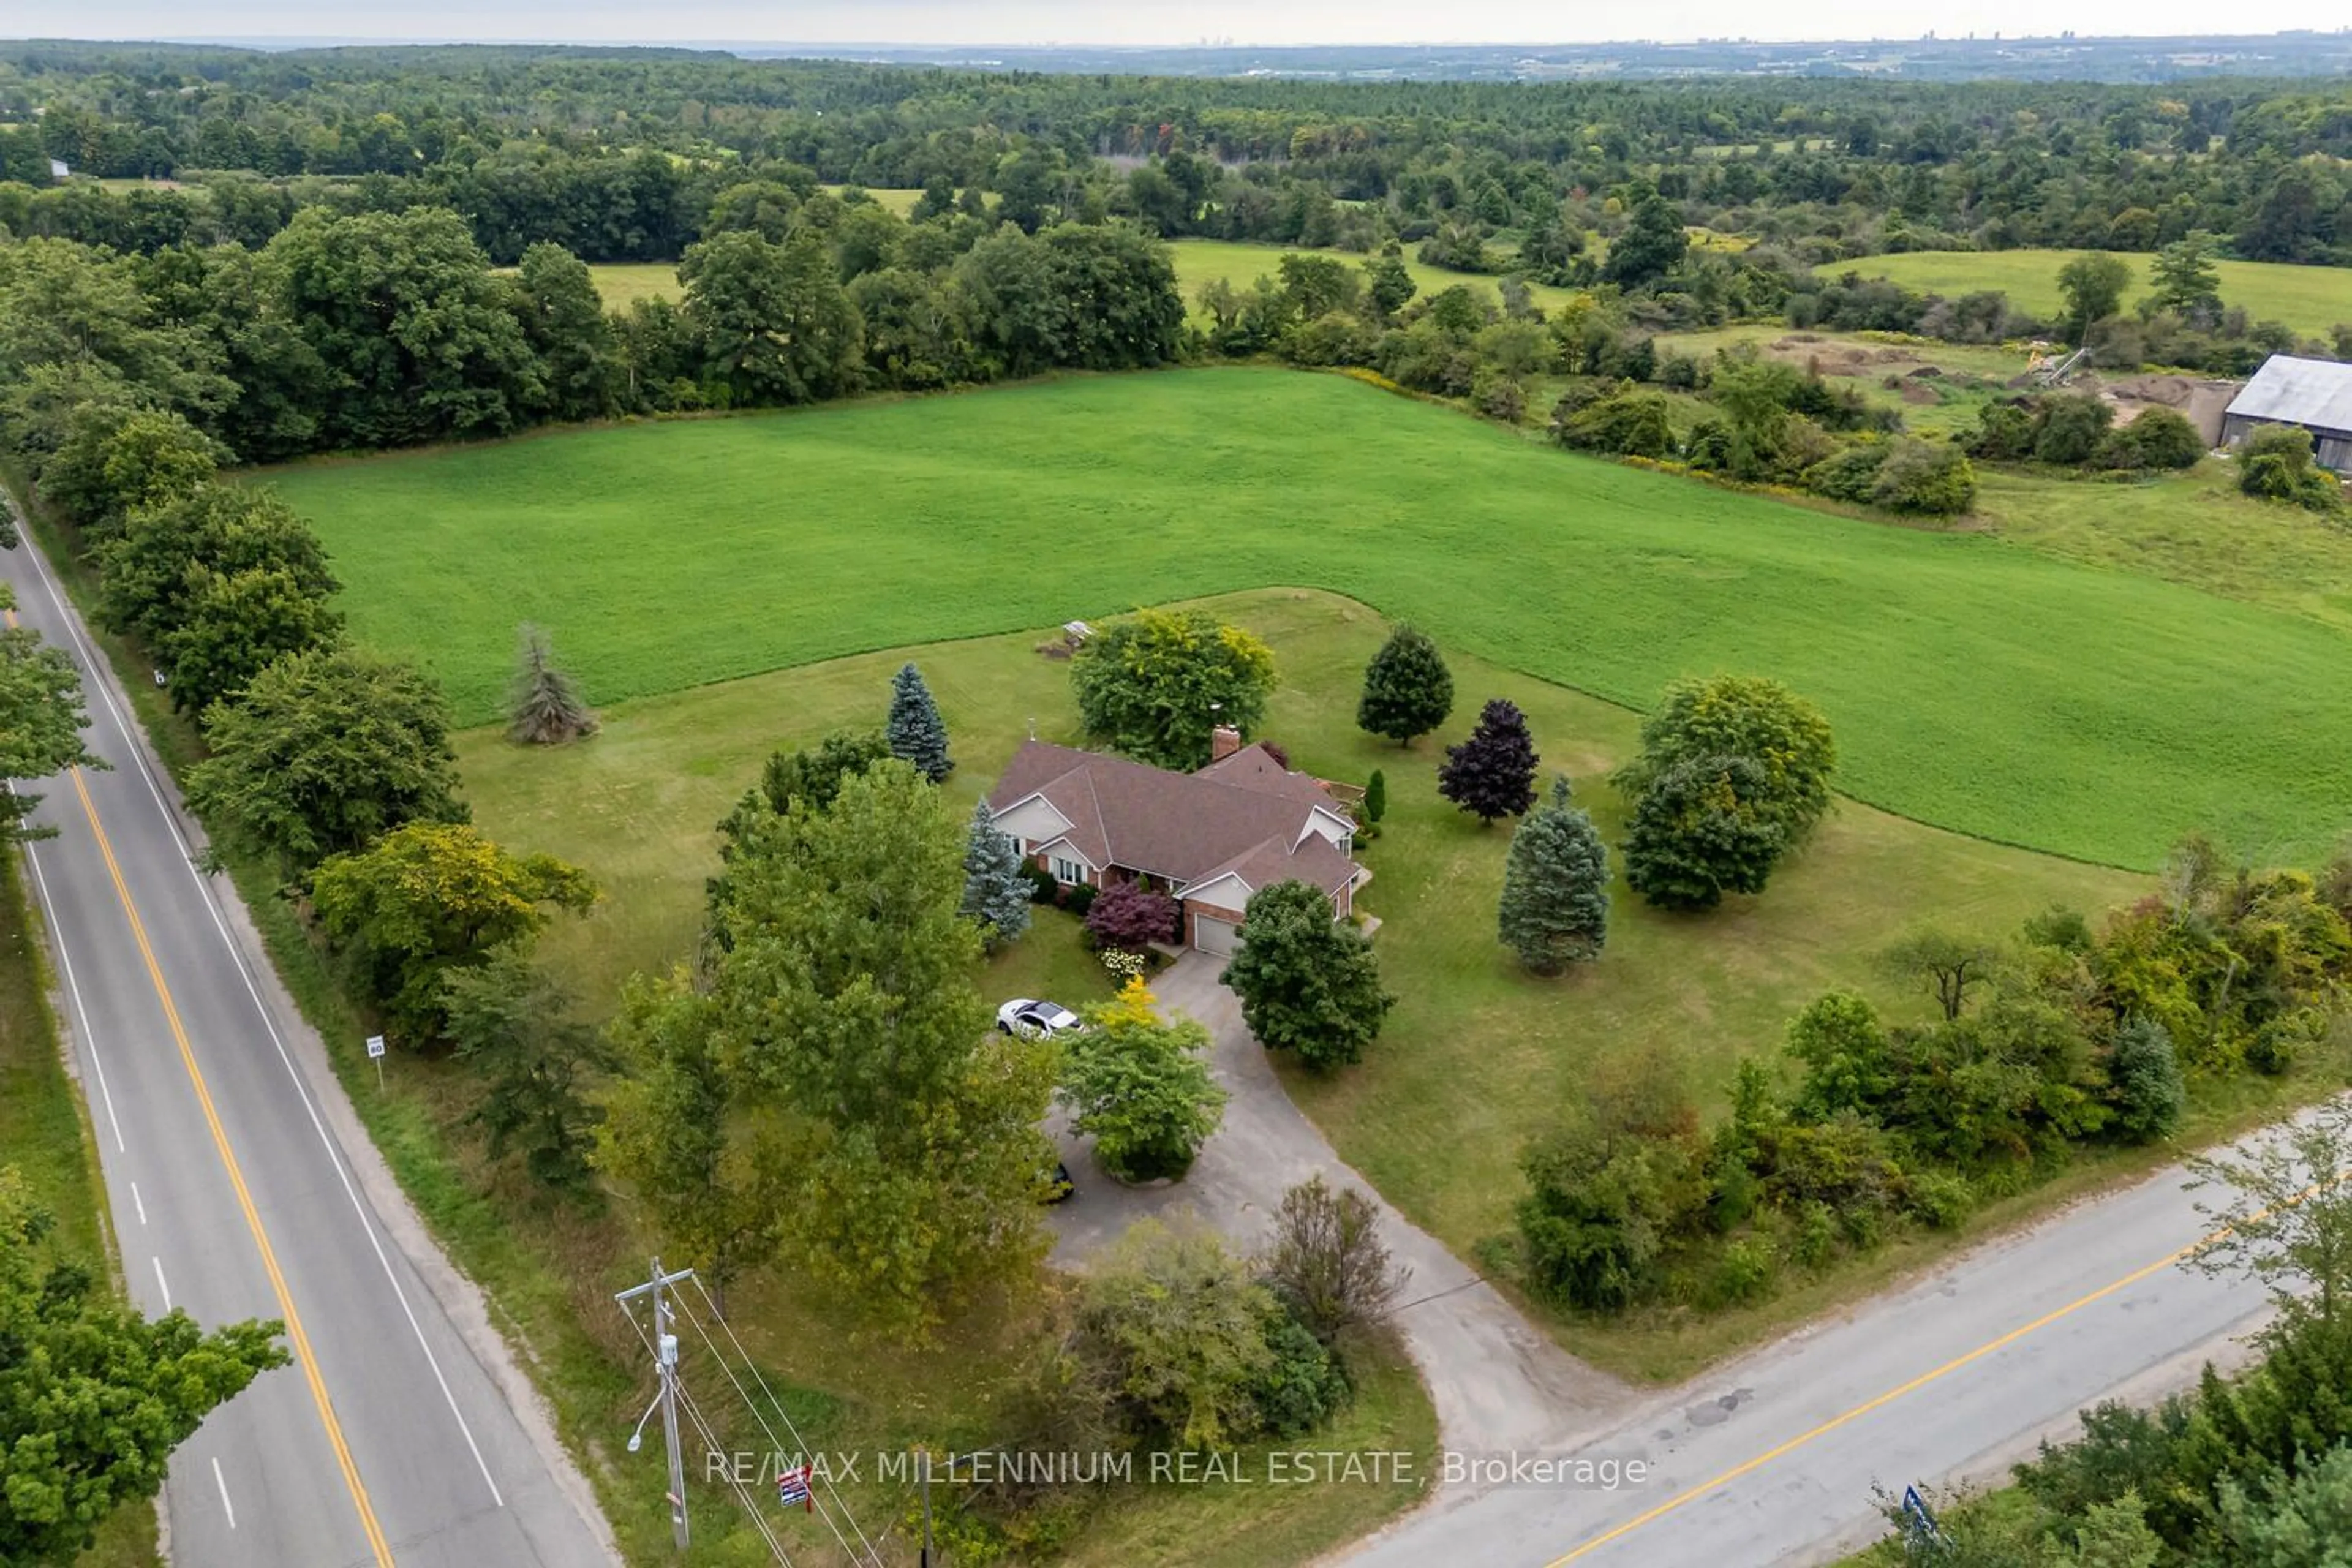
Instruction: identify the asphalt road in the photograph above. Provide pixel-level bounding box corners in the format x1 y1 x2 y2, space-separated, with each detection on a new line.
1346 1132 2277 1567
3 529 617 1568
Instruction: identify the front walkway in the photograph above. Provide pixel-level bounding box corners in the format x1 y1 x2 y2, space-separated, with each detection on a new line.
1045 953 1631 1457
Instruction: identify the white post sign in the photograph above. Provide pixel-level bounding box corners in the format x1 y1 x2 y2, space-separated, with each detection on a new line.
366 1034 386 1090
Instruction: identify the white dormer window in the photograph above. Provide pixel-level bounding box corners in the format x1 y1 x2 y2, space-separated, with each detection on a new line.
1051 856 1086 886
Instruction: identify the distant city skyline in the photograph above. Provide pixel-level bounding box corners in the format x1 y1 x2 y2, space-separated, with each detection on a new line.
9 2 2350 49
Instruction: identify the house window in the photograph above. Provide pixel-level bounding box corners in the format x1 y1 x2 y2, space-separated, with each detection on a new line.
1050 856 1087 886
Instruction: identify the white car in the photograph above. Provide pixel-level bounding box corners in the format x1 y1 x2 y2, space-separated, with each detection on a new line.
996 998 1082 1038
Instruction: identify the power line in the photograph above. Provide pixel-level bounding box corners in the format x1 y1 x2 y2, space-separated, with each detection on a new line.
670 1289 874 1566
615 1272 797 1567
687 1275 888 1567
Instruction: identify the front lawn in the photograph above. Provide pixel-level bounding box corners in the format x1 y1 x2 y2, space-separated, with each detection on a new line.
467 587 2163 1384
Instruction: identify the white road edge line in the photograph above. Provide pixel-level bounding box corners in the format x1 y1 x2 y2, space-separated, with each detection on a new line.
13 821 127 1155
211 1455 236 1529
131 1182 146 1225
15 529 507 1509
151 1255 172 1310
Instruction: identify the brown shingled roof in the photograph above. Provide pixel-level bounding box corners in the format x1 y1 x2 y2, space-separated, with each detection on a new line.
986 740 1362 897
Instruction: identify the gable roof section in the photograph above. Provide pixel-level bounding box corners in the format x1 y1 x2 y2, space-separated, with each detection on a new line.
2227 355 2352 435
987 740 1362 892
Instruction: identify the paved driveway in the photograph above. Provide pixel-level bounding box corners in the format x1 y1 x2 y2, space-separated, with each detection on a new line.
1046 952 1631 1457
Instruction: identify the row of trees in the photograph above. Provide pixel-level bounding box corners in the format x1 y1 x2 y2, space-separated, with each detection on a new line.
10 45 2351 274
1513 835 2352 1317
0 194 1186 483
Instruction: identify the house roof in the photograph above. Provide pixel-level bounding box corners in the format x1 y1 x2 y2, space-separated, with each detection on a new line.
2226 355 2352 437
988 740 1362 901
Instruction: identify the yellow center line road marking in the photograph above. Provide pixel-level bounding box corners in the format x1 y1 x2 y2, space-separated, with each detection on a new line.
66 766 397 1567
1549 1219 2267 1564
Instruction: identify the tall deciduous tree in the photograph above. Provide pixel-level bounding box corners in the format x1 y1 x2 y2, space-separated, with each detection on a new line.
442 948 606 1193
185 646 467 873
680 228 864 406
1071 608 1277 771
310 822 597 1045
959 799 1032 951
884 661 952 781
1621 753 1787 911
1498 777 1610 973
96 483 337 658
507 624 597 745
512 241 622 423
0 1167 287 1563
0 584 102 845
1221 880 1394 1071
597 972 782 1314
1060 979 1227 1182
265 206 546 448
1356 624 1454 746
1614 674 1838 840
1261 1175 1406 1344
1437 698 1539 825
2057 252 2132 344
2144 230 2223 324
703 761 1058 1338
2188 1099 2352 1336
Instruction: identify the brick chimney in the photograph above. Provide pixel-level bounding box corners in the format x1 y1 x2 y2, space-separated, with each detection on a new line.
1210 725 1242 763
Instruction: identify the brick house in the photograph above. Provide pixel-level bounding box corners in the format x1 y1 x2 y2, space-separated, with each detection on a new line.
985 728 1367 955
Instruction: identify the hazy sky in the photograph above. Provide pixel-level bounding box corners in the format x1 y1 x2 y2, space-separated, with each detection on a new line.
12 0 2350 47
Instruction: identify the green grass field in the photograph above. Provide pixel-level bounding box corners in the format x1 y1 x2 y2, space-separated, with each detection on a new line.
1813 249 2352 339
462 587 2149 1380
271 367 2352 870
580 262 680 309
1164 237 1586 318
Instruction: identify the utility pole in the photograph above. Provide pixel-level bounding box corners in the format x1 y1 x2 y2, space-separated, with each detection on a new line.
616 1256 698 1553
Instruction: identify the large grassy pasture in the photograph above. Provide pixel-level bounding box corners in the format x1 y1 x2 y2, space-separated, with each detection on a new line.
1813 249 2352 339
273 368 2352 870
1163 237 1586 318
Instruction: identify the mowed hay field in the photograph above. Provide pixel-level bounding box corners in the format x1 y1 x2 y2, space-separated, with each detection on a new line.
1813 249 2352 339
269 366 2352 870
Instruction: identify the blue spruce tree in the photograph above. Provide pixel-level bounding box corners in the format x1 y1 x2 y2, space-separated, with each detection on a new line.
886 662 953 782
960 800 1031 951
1498 776 1610 973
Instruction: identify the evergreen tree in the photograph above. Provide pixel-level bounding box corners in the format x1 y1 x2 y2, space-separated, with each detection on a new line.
885 661 952 781
2109 1015 2186 1144
1364 769 1387 825
960 799 1032 951
1356 624 1454 745
1437 698 1539 825
507 623 598 745
1498 777 1610 973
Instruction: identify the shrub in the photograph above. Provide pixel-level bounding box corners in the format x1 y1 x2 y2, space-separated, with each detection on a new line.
1967 399 2038 461
1553 389 1676 458
2096 407 2204 472
1803 442 1890 503
2032 393 2116 466
1061 881 1098 918
2238 424 2345 513
1363 769 1387 824
1515 1097 1707 1311
1085 881 1180 953
1903 1169 1976 1231
1074 1221 1276 1449
1250 1309 1352 1438
1021 861 1060 904
1870 437 1977 515
1706 1237 1777 1307
1261 1176 1406 1343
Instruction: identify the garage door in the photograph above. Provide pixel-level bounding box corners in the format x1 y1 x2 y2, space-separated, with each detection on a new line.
1193 914 1240 956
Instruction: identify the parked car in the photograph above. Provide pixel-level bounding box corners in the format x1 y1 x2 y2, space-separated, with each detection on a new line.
1044 1161 1076 1204
996 998 1082 1038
